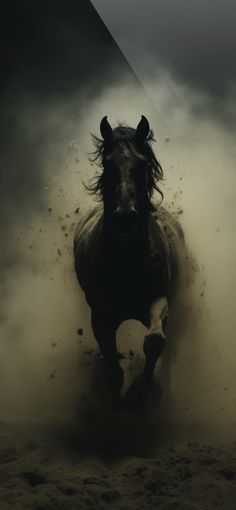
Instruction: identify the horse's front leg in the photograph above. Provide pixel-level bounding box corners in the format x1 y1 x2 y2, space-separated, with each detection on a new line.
91 311 124 409
124 296 168 411
143 295 168 383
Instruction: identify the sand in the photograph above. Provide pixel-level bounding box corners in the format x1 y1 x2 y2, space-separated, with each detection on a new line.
0 421 235 510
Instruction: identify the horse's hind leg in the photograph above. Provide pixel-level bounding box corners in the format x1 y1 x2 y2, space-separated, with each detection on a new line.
124 296 168 411
92 311 124 410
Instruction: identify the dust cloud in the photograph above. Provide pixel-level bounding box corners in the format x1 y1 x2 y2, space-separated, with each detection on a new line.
0 70 235 448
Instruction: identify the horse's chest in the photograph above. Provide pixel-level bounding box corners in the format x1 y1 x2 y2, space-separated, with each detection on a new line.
110 267 143 298
103 263 148 317
80 228 170 314
100 258 152 304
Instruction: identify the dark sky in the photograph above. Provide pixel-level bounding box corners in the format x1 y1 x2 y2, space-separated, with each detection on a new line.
91 0 236 96
0 0 138 237
0 0 132 100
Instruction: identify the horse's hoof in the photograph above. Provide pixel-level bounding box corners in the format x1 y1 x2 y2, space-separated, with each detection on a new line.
123 374 152 412
143 332 166 357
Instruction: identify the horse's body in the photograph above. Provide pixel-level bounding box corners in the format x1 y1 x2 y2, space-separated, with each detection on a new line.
74 203 182 324
74 116 185 409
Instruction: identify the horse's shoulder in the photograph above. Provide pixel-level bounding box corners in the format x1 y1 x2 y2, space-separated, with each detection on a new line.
151 204 184 243
74 204 104 292
74 204 103 246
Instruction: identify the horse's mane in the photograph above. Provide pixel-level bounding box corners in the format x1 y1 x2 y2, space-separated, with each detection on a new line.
85 124 164 202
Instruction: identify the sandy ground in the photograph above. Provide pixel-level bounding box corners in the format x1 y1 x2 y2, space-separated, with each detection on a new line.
0 420 235 510
0 415 236 510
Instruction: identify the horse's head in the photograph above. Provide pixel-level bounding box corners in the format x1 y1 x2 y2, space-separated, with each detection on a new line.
87 116 164 240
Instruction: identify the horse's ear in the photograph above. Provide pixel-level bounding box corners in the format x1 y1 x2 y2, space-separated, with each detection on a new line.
100 116 113 142
135 115 150 142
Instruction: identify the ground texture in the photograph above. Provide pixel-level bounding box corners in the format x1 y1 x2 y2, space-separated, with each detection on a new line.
0 422 235 510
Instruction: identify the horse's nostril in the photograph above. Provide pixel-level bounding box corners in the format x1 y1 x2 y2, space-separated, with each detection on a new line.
112 209 139 235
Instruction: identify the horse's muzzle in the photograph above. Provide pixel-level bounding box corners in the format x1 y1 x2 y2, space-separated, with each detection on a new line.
112 208 140 239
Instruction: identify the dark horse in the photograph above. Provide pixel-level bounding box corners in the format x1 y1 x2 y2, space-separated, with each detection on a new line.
74 116 185 410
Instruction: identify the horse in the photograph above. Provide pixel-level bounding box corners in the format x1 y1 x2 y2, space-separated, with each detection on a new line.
74 115 185 410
